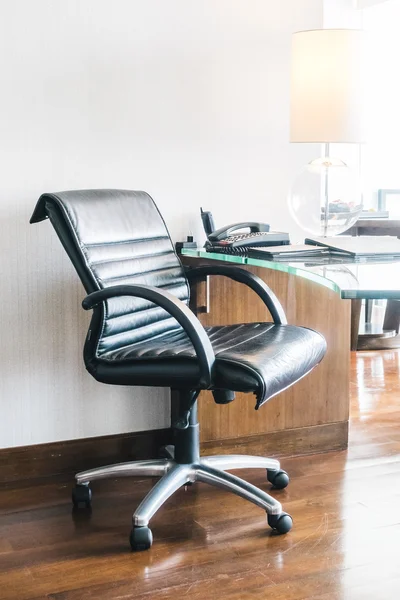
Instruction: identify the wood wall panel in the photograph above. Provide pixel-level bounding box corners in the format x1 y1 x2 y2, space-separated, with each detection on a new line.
0 428 172 484
201 421 348 458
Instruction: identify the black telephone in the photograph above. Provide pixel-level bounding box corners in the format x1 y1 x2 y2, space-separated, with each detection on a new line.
200 208 290 251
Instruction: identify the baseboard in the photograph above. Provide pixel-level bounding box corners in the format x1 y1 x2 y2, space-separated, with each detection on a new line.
201 421 349 458
0 428 172 485
0 421 348 486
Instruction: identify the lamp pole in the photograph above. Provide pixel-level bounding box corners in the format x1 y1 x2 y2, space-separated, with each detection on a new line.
323 142 330 237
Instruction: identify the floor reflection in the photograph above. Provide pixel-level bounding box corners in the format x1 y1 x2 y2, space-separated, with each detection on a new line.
2 350 400 599
338 349 400 597
352 350 400 418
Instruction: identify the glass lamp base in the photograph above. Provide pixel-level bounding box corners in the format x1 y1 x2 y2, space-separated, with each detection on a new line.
289 155 362 237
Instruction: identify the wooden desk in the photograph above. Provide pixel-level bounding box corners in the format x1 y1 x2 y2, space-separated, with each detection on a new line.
182 254 350 458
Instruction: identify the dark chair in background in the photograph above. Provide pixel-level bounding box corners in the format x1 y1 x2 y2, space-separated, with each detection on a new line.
30 190 326 551
343 218 400 350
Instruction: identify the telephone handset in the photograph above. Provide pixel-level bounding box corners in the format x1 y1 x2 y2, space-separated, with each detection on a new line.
200 208 289 250
208 221 270 242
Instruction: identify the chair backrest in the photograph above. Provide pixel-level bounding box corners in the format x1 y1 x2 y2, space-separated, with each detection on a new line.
30 190 190 357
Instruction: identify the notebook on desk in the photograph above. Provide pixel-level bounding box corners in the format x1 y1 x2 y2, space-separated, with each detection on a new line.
243 244 330 260
305 236 400 258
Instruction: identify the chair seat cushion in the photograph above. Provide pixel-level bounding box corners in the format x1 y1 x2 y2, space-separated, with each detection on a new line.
91 323 326 408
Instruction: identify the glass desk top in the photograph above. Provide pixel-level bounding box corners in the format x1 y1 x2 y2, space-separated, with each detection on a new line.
182 248 400 300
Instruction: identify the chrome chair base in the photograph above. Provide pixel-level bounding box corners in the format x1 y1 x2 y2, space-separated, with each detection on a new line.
75 453 286 527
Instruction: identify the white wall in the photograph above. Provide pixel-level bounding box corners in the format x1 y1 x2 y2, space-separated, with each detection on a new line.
357 0 390 8
0 0 322 448
324 0 400 210
324 0 363 26
359 0 400 208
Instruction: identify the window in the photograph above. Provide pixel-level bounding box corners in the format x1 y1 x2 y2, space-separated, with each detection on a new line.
362 0 400 211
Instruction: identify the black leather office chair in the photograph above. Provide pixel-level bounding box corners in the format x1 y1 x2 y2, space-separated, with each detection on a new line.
30 190 326 551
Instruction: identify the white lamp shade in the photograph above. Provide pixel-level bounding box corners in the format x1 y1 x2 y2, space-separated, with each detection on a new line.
290 29 365 143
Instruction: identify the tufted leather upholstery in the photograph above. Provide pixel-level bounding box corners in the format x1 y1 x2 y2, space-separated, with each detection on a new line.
31 189 326 408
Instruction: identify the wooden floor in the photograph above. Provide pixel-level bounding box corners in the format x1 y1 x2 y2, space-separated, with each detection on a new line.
1 350 400 600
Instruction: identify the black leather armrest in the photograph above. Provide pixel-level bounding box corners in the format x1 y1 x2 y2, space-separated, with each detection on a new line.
82 284 215 389
185 265 287 325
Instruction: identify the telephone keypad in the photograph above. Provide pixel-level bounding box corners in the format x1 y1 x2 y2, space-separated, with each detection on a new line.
220 232 268 243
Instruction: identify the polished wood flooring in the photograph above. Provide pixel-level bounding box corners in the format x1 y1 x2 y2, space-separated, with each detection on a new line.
1 351 400 600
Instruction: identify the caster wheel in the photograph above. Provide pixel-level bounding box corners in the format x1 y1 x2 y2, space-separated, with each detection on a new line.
130 526 153 551
267 512 293 534
267 469 290 489
72 484 92 508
